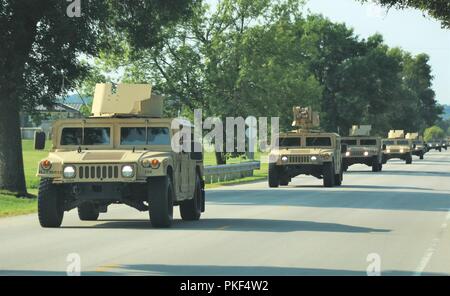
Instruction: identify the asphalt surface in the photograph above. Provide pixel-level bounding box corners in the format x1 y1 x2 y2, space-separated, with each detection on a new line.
1 150 450 276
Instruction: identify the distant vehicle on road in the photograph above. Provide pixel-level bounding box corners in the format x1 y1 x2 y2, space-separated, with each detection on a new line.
382 130 414 165
34 83 205 228
427 140 443 152
406 133 426 160
342 125 383 172
268 106 346 188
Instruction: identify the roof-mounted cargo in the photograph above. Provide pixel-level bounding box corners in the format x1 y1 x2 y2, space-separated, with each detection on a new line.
292 106 320 130
388 130 405 139
91 83 164 118
406 133 422 140
349 125 372 137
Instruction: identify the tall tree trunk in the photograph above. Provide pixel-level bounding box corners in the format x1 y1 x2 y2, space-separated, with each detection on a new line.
0 98 27 195
215 152 226 165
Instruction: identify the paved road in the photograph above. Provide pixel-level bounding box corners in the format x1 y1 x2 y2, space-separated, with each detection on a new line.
1 151 450 276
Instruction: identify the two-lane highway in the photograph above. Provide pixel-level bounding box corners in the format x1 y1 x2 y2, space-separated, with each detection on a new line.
1 151 450 275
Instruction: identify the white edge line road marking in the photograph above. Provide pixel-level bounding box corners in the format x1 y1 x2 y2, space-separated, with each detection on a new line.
414 210 450 276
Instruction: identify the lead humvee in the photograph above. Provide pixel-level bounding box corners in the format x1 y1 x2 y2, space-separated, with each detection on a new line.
268 107 346 188
35 83 205 228
406 132 426 159
341 125 383 172
382 130 413 164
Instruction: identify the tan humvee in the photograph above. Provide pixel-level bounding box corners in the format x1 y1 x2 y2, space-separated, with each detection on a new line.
35 83 205 228
341 125 383 172
406 132 426 159
382 130 413 164
268 107 345 188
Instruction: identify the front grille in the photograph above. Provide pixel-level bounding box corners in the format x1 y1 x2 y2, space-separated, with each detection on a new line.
349 151 365 157
288 155 311 164
77 165 120 180
389 149 400 153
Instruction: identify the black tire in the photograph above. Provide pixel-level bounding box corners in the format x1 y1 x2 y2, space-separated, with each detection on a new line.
420 152 424 160
180 174 202 221
439 148 442 152
78 202 99 221
323 162 335 187
406 154 412 164
378 163 383 172
148 176 174 228
334 168 342 186
268 163 280 188
372 157 380 172
343 164 349 172
38 179 64 228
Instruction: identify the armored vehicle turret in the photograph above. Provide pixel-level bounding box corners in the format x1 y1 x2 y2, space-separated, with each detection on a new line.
268 107 345 188
341 125 383 172
35 83 205 228
382 130 413 164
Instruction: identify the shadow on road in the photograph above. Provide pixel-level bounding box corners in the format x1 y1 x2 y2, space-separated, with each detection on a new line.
206 189 450 212
1 264 446 276
61 218 390 233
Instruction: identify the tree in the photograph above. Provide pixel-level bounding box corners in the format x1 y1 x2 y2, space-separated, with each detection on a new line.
359 0 450 28
0 0 197 195
424 125 445 142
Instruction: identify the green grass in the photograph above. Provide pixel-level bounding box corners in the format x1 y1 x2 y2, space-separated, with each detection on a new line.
22 140 52 189
0 191 37 218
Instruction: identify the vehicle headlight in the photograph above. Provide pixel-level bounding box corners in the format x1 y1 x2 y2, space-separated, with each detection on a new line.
400 149 404 153
63 166 76 179
345 152 350 157
387 149 391 153
121 165 134 178
311 156 317 161
281 156 288 162
364 151 369 156
141 159 151 168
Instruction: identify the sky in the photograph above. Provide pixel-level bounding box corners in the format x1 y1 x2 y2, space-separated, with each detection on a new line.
206 0 450 105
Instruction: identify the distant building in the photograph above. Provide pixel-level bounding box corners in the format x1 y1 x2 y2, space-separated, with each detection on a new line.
20 102 85 140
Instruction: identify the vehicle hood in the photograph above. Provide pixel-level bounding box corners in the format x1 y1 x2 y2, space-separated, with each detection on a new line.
46 150 171 164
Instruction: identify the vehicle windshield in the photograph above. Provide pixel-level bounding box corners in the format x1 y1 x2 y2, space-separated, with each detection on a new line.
397 140 409 145
61 127 111 145
279 137 301 147
120 127 170 145
383 140 395 145
306 137 332 147
342 139 357 146
360 139 377 146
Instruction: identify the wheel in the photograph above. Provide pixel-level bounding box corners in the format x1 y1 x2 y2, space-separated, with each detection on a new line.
279 176 290 186
38 179 64 228
420 152 424 160
148 176 174 228
323 162 335 187
334 168 342 186
378 163 383 172
78 202 99 221
371 156 381 172
405 154 412 164
180 174 202 221
343 164 349 172
439 148 442 152
268 163 280 188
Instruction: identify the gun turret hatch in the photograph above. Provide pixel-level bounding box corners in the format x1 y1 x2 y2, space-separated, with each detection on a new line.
292 106 320 130
406 133 421 140
388 130 405 139
349 125 372 137
91 83 164 118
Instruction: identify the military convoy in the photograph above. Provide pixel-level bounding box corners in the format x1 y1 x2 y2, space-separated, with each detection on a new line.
35 83 205 228
342 125 383 172
268 107 345 188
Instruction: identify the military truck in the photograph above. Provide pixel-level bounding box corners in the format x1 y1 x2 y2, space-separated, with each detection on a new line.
427 140 443 152
382 130 414 164
268 107 346 188
34 83 205 228
406 133 426 159
341 125 383 172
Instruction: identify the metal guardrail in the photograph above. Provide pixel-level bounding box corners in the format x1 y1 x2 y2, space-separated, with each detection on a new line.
203 161 261 184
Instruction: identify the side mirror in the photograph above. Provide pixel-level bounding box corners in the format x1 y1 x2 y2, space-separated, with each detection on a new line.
341 144 348 154
413 144 417 149
382 144 387 151
34 131 46 150
190 141 203 160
